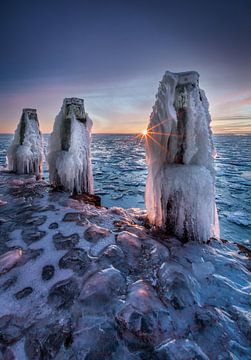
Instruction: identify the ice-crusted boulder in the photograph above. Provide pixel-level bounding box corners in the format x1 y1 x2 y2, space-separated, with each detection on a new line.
145 71 219 242
7 109 43 174
47 97 93 194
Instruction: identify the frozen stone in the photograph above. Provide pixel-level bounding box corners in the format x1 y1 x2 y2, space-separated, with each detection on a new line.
98 244 129 274
53 232 79 250
70 193 101 207
0 315 28 345
21 228 46 244
62 212 85 222
116 280 170 350
48 277 80 309
192 261 215 280
116 231 142 270
7 108 43 175
0 250 23 276
24 319 72 360
155 339 209 360
18 248 43 266
158 263 200 309
64 319 118 359
79 267 126 307
42 265 55 281
0 276 18 291
116 231 141 254
142 239 169 265
0 345 15 360
145 71 219 242
84 224 111 243
24 215 47 226
48 222 59 229
47 97 93 194
59 248 91 274
14 287 33 300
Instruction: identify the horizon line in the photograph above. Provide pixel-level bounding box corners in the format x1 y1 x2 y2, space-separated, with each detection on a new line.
0 131 251 136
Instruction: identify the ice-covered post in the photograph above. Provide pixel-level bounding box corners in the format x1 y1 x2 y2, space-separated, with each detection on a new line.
47 97 94 194
145 71 219 242
7 108 43 174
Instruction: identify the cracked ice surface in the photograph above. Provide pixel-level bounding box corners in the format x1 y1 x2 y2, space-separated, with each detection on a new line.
0 171 250 359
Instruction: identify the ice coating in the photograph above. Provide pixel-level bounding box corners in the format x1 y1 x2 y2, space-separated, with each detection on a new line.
47 98 94 194
145 71 219 242
7 109 43 174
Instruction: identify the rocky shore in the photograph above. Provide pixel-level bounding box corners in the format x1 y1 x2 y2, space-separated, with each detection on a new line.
0 172 250 359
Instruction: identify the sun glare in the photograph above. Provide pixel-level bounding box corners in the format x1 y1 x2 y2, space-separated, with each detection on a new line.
142 129 148 136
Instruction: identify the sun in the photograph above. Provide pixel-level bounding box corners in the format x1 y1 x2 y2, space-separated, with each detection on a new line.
142 129 148 136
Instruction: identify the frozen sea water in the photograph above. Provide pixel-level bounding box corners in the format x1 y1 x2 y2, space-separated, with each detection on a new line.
0 133 250 247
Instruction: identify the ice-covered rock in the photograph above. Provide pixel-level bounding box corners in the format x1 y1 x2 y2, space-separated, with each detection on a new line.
47 97 93 194
155 339 209 360
84 224 111 243
7 109 43 174
145 71 219 242
79 267 126 308
116 280 170 350
0 249 23 275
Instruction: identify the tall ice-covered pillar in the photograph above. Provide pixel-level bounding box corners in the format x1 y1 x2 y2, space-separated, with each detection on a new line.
7 108 43 174
145 71 219 242
47 97 93 194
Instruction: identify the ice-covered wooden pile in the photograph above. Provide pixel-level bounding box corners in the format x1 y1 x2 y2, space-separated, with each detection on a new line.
146 71 219 242
7 109 43 175
47 97 93 194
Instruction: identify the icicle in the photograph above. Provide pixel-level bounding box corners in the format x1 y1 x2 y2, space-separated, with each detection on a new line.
47 97 94 194
7 109 43 175
145 71 219 242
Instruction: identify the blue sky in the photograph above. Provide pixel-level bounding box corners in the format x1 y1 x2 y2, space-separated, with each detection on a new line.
0 0 250 133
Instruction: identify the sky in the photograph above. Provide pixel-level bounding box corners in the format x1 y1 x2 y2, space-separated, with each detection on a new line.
0 0 250 134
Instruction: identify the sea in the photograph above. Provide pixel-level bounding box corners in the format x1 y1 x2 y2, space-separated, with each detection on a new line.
0 134 250 247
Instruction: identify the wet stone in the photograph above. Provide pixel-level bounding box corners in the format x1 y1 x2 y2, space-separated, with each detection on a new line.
21 228 46 244
59 248 91 274
15 287 33 300
84 224 111 243
53 232 79 250
42 265 55 281
48 277 80 309
48 222 58 229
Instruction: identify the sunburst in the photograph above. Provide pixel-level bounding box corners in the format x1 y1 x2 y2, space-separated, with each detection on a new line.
135 119 180 153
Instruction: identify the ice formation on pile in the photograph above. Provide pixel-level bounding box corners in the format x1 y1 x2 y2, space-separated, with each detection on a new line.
47 98 93 194
145 71 219 242
7 109 43 174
